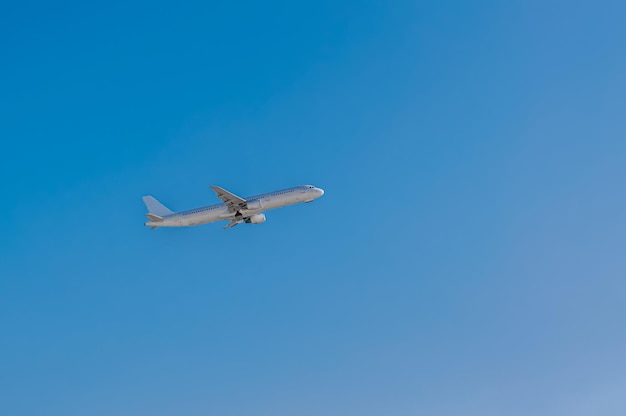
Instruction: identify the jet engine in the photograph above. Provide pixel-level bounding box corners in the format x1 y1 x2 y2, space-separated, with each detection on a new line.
246 199 263 210
245 213 266 224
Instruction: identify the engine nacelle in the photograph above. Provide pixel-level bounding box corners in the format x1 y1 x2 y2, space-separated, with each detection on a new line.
245 213 266 224
246 199 263 210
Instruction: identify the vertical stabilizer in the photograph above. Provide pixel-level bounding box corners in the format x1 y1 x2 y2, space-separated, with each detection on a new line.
142 196 175 216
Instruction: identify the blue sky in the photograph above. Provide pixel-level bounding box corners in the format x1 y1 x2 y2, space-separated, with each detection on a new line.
1 1 626 415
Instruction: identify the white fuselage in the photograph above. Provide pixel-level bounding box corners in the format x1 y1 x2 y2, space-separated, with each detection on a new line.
146 185 324 228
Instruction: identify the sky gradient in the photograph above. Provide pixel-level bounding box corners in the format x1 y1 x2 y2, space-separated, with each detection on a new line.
2 1 626 415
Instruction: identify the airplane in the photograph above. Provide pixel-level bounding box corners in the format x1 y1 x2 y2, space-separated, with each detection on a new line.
142 184 324 230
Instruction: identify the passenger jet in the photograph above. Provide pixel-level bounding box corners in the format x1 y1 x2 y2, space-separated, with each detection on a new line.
142 184 324 230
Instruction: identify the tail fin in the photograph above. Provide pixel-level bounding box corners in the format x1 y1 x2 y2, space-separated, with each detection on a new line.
142 196 175 216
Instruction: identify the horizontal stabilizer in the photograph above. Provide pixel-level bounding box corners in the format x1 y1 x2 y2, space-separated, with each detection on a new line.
145 213 163 222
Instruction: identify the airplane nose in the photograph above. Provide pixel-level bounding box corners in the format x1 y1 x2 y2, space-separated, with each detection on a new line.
316 187 324 197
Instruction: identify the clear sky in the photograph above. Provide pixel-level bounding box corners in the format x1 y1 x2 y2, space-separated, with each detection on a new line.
1 1 626 415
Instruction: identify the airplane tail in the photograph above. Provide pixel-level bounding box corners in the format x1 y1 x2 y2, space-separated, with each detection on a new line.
142 195 175 216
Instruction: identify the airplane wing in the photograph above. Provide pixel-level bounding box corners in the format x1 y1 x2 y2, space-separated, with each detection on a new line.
223 219 243 229
210 186 247 212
